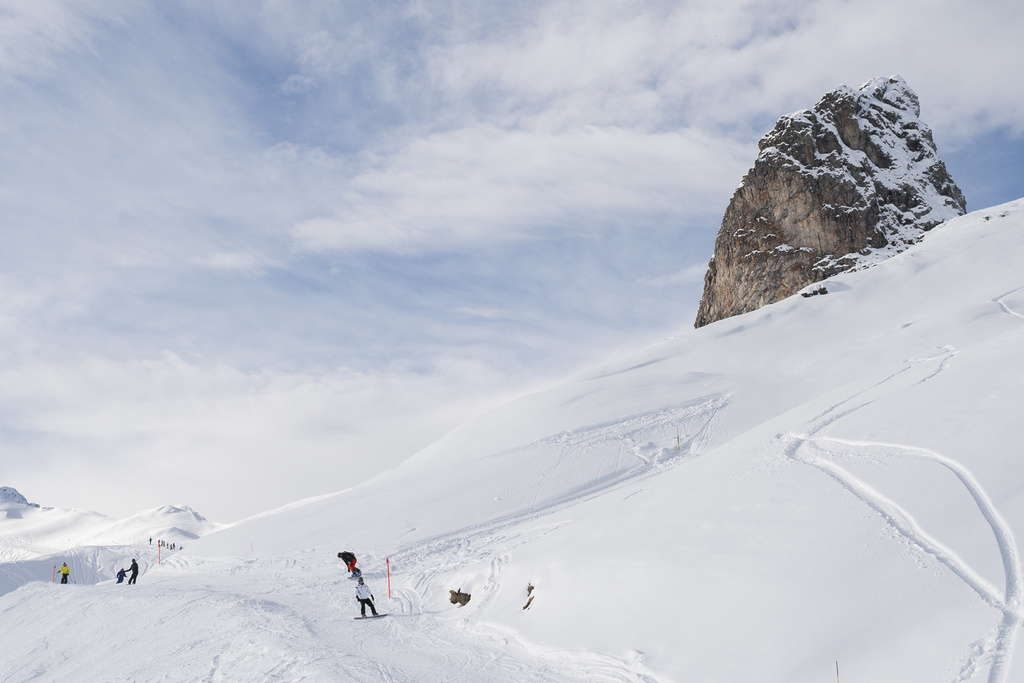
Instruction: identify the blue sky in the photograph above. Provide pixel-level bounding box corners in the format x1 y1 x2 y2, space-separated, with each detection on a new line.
2 0 1022 521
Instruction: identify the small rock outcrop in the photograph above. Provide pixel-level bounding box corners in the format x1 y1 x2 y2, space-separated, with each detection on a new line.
694 75 966 328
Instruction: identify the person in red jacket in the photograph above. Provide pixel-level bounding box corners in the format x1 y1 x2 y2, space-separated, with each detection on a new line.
338 551 361 577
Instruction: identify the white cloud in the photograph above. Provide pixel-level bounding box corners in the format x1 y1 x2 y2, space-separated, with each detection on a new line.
640 263 710 288
291 125 749 253
195 252 274 273
0 0 116 80
0 351 517 520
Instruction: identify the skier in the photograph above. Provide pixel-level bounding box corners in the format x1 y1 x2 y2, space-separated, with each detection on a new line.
127 559 139 585
59 562 70 584
355 577 378 617
116 567 127 584
338 551 360 577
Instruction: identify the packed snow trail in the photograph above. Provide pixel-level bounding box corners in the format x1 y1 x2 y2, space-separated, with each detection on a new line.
0 398 718 682
0 550 660 682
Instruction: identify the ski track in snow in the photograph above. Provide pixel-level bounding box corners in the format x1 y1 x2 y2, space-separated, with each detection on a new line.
993 286 1024 320
786 348 1023 683
391 397 727 579
490 396 728 517
381 396 728 609
374 398 728 682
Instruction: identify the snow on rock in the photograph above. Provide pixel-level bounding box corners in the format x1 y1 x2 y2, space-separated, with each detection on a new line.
695 74 967 327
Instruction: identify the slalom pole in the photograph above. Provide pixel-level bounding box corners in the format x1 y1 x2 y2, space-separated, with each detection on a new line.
836 661 839 682
387 558 391 599
52 565 56 583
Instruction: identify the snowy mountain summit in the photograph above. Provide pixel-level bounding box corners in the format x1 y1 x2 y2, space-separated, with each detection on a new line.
695 74 966 327
0 487 37 508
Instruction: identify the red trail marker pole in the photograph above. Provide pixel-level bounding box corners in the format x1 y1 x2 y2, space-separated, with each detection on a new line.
52 565 56 583
387 558 391 599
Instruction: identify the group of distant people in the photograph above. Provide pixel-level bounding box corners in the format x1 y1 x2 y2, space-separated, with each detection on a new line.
149 538 181 551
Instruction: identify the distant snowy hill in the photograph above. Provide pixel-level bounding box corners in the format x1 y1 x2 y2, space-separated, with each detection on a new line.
2 200 1023 682
0 488 224 596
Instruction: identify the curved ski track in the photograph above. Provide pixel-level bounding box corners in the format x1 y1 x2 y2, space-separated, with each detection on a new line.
993 286 1024 321
784 344 1023 683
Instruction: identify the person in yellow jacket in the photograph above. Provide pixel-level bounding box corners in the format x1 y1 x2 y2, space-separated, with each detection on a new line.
59 562 70 584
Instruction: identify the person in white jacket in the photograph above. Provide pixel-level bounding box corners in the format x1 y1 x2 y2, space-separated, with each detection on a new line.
355 577 378 616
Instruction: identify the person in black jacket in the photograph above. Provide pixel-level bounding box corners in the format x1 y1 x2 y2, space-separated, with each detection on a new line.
127 559 139 585
355 577 378 616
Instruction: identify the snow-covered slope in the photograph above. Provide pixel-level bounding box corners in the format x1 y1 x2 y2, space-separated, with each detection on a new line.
2 200 1023 682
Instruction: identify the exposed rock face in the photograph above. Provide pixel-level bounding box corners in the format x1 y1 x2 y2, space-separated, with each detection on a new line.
694 75 966 328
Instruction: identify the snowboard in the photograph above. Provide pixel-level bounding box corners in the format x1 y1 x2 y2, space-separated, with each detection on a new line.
353 613 387 620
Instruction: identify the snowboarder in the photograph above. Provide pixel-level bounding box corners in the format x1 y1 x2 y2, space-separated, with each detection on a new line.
355 577 378 617
338 551 360 577
116 567 127 583
127 559 139 585
59 562 70 584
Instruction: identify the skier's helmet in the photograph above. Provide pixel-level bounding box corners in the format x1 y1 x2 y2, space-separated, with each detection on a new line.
338 552 343 558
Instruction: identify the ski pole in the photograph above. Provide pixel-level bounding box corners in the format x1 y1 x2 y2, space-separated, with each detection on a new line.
836 660 839 683
387 558 391 599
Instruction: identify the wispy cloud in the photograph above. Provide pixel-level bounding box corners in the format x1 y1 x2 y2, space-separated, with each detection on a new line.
291 125 747 253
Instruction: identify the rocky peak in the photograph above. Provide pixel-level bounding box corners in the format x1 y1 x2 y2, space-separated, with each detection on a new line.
694 75 966 328
0 486 35 506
